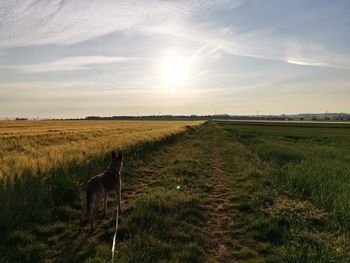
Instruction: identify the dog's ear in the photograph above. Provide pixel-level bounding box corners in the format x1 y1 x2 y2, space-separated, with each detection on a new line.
118 151 123 160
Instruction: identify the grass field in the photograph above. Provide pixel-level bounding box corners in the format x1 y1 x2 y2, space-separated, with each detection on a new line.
1 120 350 262
222 121 350 223
219 121 350 261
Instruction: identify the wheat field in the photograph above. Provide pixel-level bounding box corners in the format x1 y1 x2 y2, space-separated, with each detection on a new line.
0 120 203 180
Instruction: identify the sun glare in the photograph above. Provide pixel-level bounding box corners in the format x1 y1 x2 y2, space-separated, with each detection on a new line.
161 53 188 87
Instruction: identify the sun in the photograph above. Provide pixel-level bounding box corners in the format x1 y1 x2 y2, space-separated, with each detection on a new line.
161 53 188 86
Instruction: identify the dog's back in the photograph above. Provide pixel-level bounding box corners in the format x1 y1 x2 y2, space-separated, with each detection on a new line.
87 171 118 196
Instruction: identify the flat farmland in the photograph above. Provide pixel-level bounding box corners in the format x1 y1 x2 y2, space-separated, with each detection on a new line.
1 120 350 262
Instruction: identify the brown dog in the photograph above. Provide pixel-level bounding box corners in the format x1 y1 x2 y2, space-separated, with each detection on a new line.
79 151 123 231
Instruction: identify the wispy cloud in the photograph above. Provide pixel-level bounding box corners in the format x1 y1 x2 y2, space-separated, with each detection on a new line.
3 0 346 69
0 0 234 47
0 56 135 72
285 58 342 68
155 23 350 69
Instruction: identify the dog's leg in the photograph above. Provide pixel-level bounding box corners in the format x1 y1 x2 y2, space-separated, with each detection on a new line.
90 202 97 231
103 195 108 216
90 194 102 231
84 190 93 231
79 194 87 233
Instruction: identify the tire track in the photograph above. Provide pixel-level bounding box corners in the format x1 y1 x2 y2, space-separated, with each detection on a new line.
206 125 237 262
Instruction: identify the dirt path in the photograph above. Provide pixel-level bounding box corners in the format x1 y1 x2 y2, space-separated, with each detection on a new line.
205 125 238 262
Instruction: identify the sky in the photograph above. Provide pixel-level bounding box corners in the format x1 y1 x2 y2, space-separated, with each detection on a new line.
0 0 349 118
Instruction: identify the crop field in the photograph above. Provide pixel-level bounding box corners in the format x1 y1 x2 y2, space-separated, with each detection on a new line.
1 120 350 262
0 120 203 180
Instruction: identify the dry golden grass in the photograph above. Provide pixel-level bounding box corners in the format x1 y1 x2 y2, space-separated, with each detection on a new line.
0 120 203 180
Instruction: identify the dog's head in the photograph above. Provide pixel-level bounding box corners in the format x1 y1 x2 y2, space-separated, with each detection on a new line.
111 150 123 172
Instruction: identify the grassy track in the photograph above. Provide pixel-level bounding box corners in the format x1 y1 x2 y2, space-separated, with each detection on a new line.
1 121 350 262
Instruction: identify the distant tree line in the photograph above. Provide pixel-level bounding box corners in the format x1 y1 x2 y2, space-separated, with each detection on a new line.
11 113 350 121
85 115 294 121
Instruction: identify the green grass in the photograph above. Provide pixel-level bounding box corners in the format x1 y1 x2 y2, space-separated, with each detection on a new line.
218 120 350 261
220 121 350 224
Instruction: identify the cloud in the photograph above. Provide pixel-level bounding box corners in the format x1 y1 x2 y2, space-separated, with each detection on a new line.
285 58 341 68
146 0 350 70
153 23 350 70
0 0 235 47
0 56 135 72
1 0 350 72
